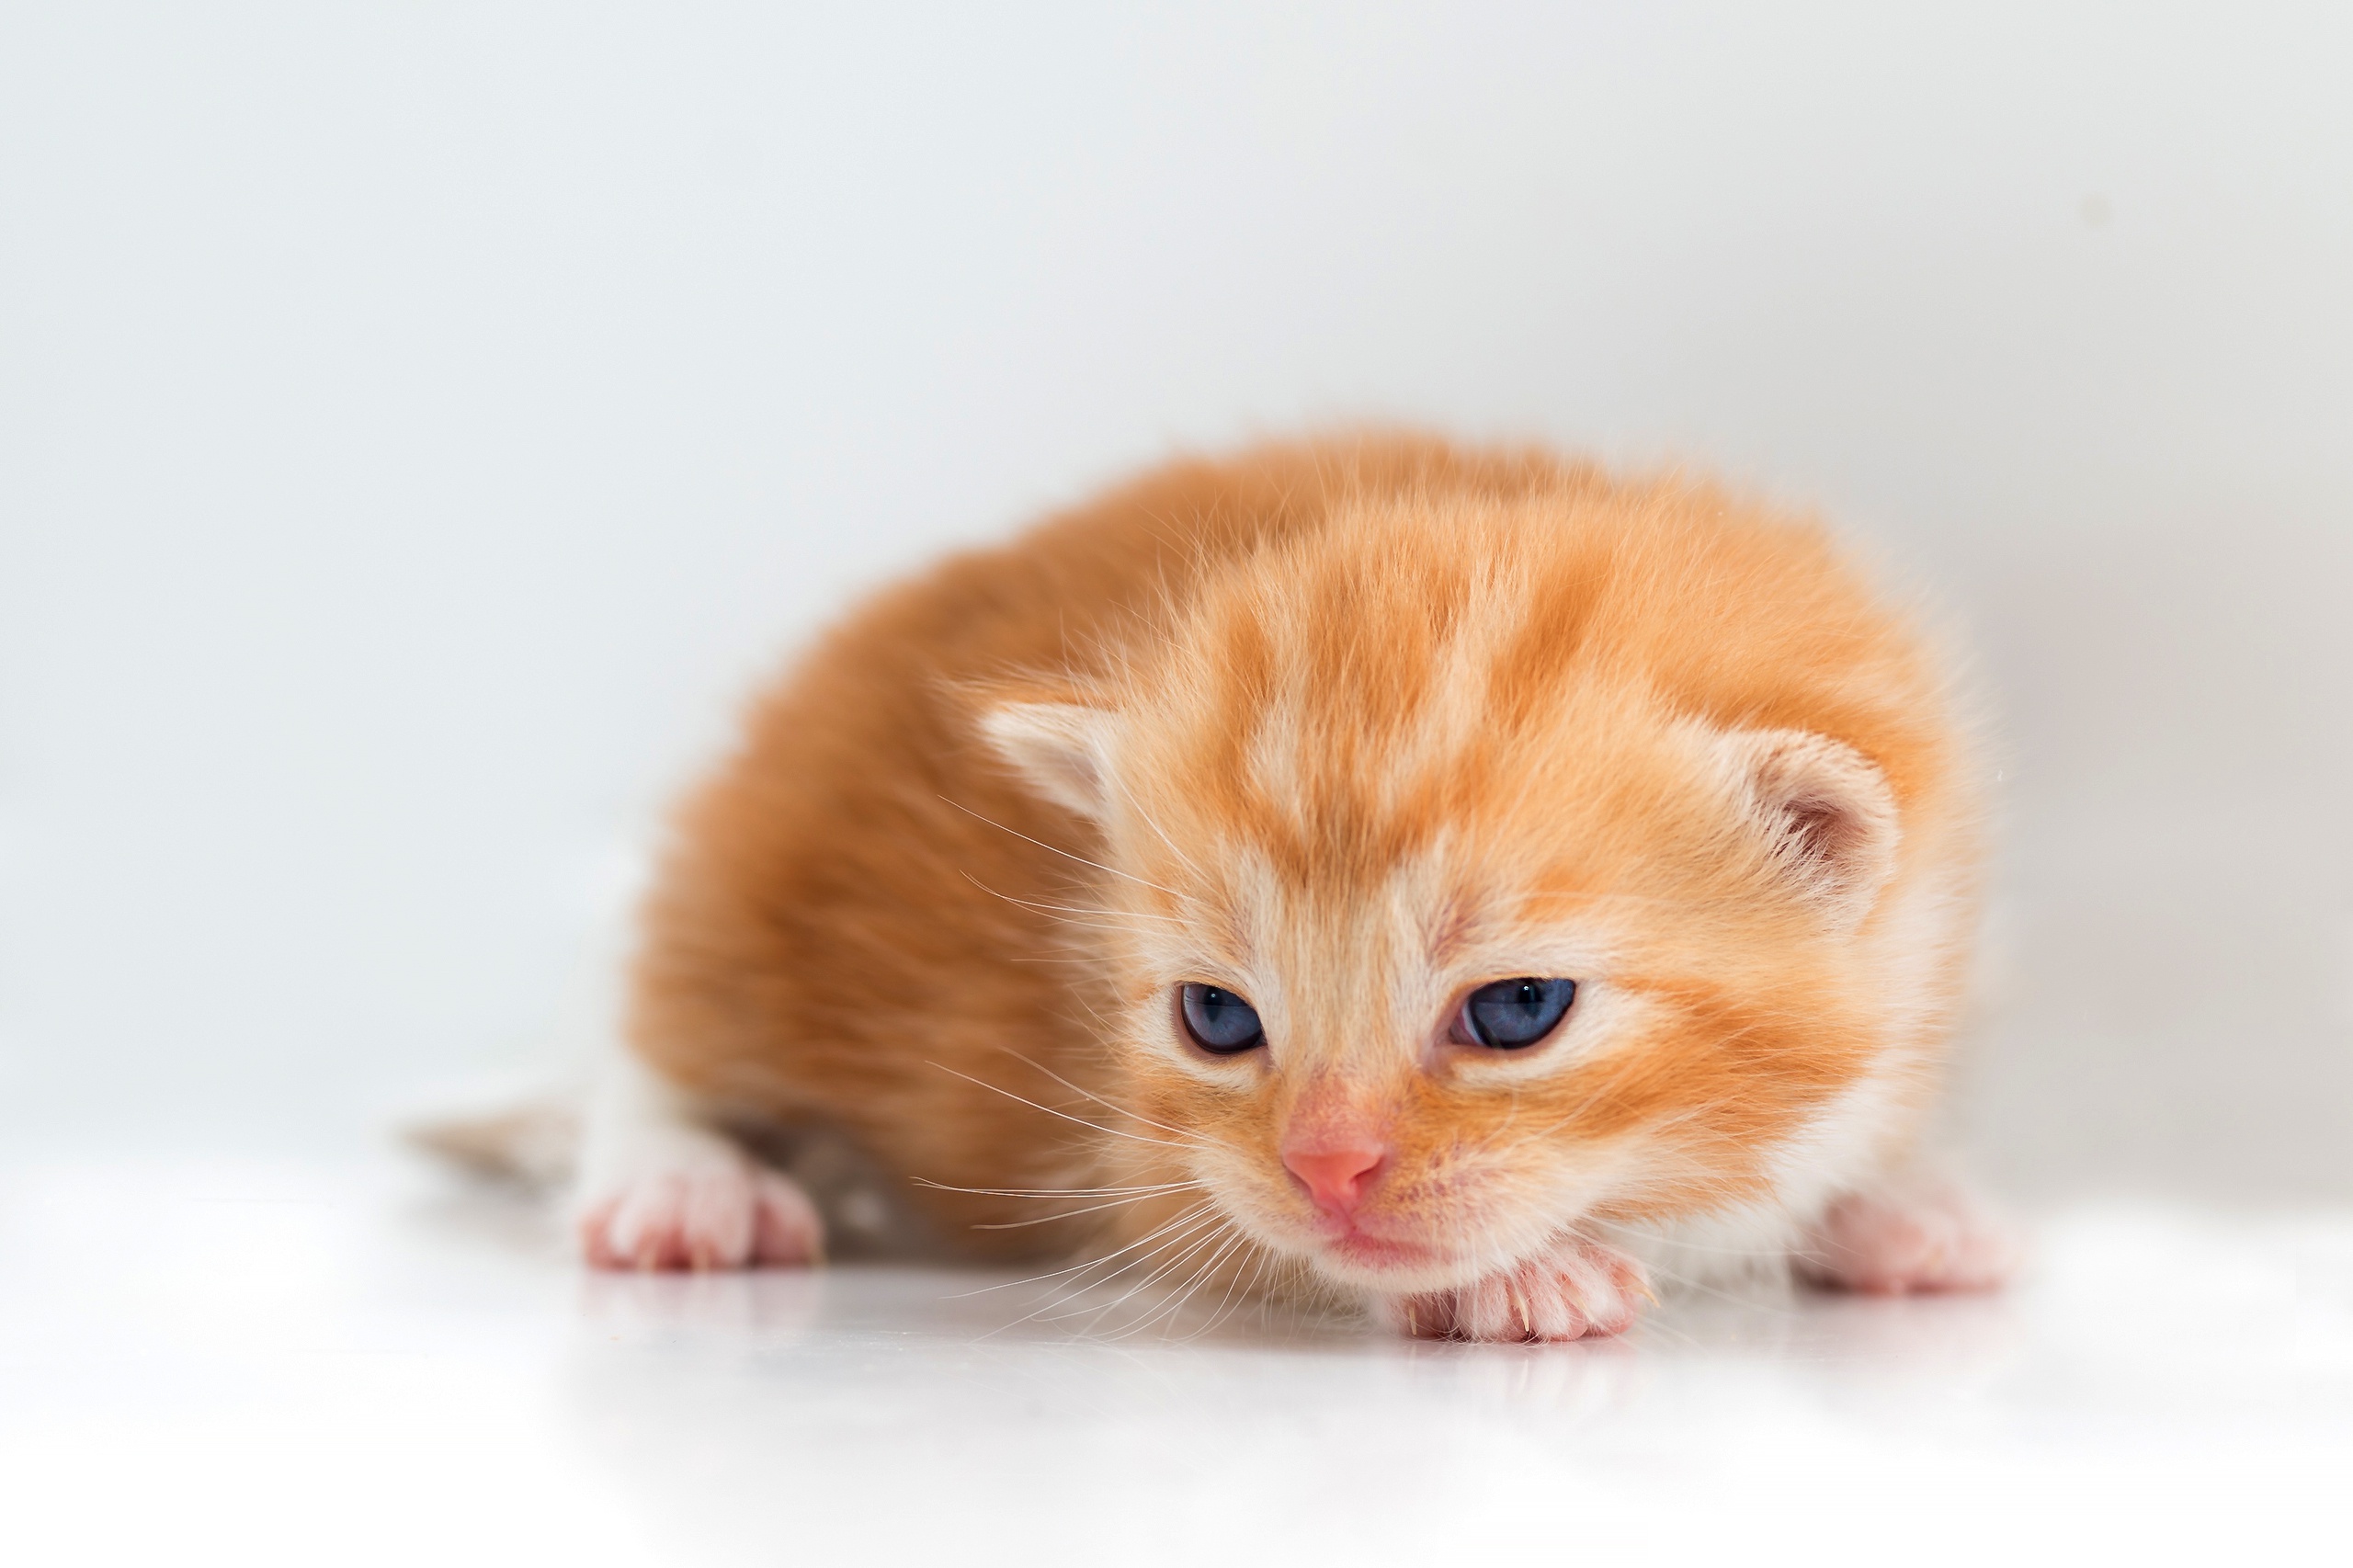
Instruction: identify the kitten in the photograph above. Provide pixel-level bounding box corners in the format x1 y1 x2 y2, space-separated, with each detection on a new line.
572 435 2013 1340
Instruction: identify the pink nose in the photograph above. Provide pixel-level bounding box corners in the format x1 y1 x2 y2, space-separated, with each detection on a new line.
1283 1142 1388 1216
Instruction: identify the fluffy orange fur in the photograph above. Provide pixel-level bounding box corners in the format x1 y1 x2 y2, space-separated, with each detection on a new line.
608 434 1994 1335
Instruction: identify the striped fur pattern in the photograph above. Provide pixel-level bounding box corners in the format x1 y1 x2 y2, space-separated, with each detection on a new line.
601 435 1995 1335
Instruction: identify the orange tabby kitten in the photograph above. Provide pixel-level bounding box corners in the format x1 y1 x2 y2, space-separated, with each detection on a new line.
573 435 2012 1339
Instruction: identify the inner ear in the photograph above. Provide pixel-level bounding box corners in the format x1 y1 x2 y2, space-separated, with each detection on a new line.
979 700 1120 822
1717 728 1900 926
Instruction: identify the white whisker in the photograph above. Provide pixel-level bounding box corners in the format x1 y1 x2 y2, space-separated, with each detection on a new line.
944 1200 1219 1301
970 1188 1207 1229
910 1176 1199 1199
1063 1217 1235 1333
1003 1209 1234 1333
987 1046 1240 1154
1109 1227 1253 1341
936 795 1182 896
1036 1208 1232 1316
925 1061 1203 1151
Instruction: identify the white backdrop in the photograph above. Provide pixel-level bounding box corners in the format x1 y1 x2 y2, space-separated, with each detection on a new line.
4 3 2348 1199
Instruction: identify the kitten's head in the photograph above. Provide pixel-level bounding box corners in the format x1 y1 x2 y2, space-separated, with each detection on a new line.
982 486 1963 1294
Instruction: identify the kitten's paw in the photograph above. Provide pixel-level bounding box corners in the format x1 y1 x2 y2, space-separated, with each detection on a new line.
1392 1236 1651 1343
1798 1183 2016 1295
577 1153 824 1272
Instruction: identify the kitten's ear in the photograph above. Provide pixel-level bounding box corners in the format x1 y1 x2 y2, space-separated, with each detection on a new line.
980 700 1120 822
1718 728 1901 927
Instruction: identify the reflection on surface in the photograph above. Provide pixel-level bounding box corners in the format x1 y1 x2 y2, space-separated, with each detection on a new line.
7 1157 2345 1564
549 1236 2046 1562
535 1199 2353 1560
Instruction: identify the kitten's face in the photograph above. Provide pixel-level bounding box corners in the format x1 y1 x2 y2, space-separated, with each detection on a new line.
985 502 1929 1294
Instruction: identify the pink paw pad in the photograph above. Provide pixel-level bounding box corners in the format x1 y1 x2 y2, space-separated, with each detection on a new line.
1395 1237 1651 1343
578 1162 824 1272
1799 1186 2017 1295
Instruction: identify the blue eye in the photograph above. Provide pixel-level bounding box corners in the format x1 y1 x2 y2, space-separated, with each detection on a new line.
1178 984 1266 1054
1455 978 1577 1050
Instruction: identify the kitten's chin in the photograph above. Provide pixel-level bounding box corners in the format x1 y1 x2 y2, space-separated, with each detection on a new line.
1227 1196 1497 1292
1300 1231 1476 1294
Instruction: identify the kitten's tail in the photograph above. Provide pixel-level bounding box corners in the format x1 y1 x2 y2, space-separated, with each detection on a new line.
404 1091 582 1190
404 840 648 1191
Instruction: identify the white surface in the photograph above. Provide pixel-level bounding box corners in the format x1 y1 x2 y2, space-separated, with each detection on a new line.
6 1153 2348 1565
9 14 2346 1556
5 3 2353 1201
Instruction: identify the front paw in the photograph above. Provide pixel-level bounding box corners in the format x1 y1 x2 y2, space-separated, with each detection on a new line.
576 1155 824 1272
1392 1236 1651 1343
